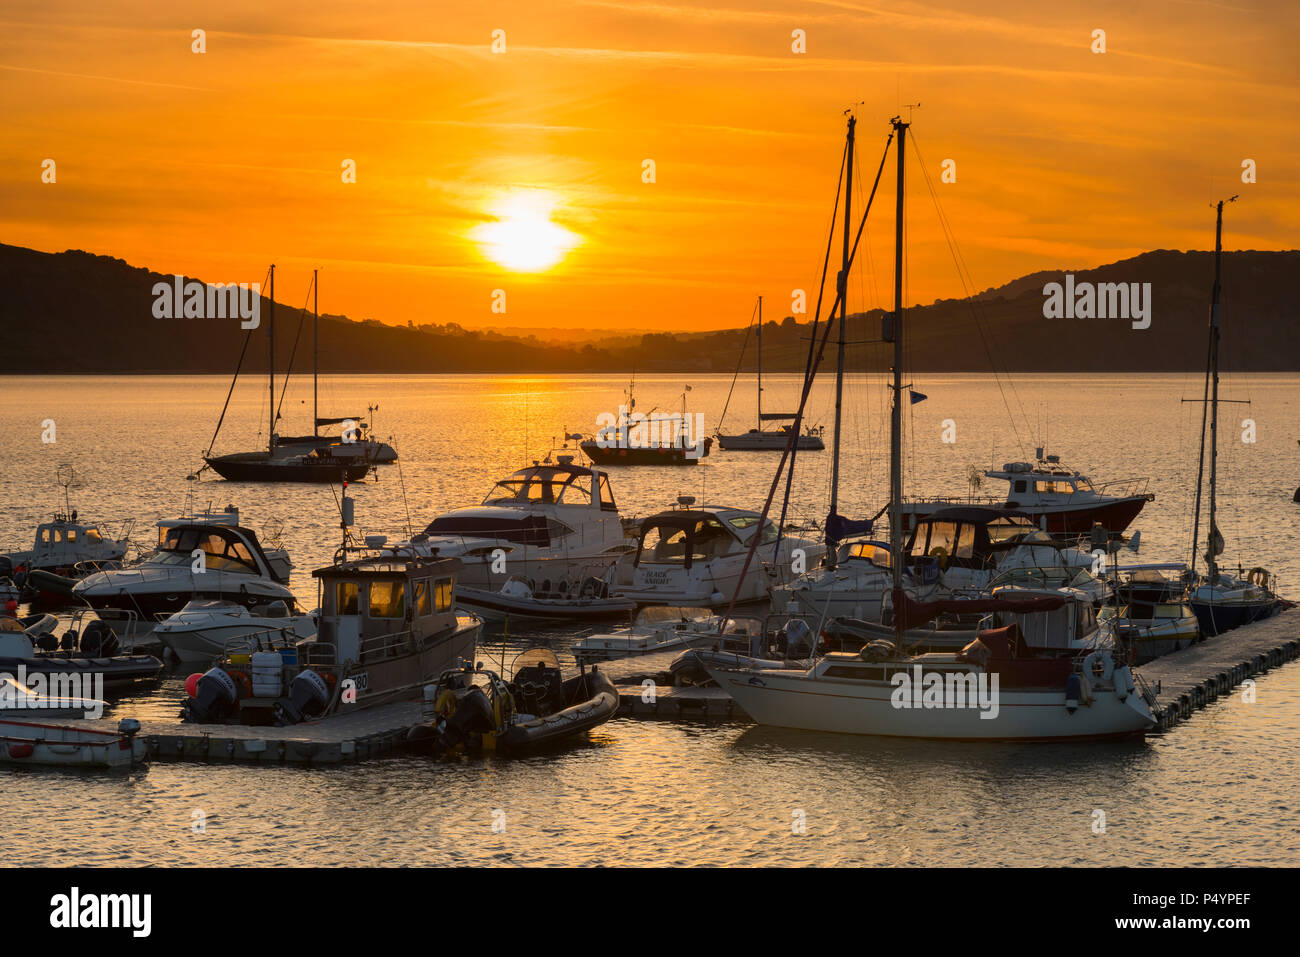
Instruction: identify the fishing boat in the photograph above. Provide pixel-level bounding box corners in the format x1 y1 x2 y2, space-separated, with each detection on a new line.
0 718 146 767
181 493 480 724
455 578 635 624
578 377 712 465
154 599 316 666
702 115 1158 740
610 498 824 608
399 457 636 590
72 521 295 620
405 650 617 756
717 296 825 451
1 615 163 689
895 453 1154 537
1 467 132 596
200 266 377 484
1182 198 1284 636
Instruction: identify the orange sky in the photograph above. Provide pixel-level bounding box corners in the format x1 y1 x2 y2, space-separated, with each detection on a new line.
2 1 1296 331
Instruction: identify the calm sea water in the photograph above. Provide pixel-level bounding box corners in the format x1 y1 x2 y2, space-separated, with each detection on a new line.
1 372 1297 866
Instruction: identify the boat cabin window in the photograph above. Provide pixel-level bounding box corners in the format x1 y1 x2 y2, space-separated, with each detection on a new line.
435 578 453 612
1013 480 1027 494
598 474 617 512
368 580 406 619
157 526 259 574
640 525 689 564
66 528 77 542
848 543 891 567
414 579 432 616
548 519 575 541
85 526 103 544
986 517 1037 544
953 523 976 560
924 521 959 557
39 528 51 544
727 515 778 546
555 472 592 505
337 581 360 615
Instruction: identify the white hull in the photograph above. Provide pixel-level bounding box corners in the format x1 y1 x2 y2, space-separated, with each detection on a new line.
705 666 1154 740
155 617 315 665
0 720 146 767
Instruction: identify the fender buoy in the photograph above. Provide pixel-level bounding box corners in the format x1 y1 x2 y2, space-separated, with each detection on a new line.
928 546 949 570
7 742 34 758
1065 674 1081 713
434 689 457 717
1083 651 1114 685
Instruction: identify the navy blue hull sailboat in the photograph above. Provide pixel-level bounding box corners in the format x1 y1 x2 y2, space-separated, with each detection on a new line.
1183 198 1283 636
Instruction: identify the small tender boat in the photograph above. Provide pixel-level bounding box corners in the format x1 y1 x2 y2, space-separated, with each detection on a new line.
455 577 636 624
0 718 146 768
405 650 617 756
571 606 762 665
1 616 164 689
154 599 316 666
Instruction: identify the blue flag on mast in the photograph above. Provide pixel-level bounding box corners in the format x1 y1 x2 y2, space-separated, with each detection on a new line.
909 390 928 404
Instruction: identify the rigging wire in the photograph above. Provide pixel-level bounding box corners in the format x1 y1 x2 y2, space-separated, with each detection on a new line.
716 298 760 433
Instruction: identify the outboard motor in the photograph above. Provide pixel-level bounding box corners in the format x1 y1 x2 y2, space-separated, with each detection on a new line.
182 668 239 723
60 629 79 652
275 669 331 725
781 619 814 660
437 687 496 752
35 630 59 653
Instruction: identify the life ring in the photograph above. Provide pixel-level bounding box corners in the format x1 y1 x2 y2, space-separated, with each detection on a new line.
1247 567 1269 587
434 689 457 718
1082 651 1114 685
928 546 949 570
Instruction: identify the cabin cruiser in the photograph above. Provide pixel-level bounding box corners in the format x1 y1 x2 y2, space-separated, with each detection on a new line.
703 588 1156 740
778 508 1093 622
154 599 316 665
72 522 295 620
181 549 480 724
399 458 635 591
611 500 825 608
896 453 1154 537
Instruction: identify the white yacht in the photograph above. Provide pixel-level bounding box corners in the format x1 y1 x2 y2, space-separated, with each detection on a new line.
155 504 292 583
154 599 316 665
779 508 1094 622
399 458 635 591
611 500 825 608
72 521 295 620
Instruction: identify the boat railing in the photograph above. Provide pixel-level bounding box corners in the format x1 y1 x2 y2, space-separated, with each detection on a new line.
220 626 300 658
358 628 418 663
1089 476 1152 499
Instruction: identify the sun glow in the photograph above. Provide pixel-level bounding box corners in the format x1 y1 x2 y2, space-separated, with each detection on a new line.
473 189 581 272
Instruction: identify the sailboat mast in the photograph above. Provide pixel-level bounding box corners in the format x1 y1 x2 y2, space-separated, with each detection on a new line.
756 295 763 425
268 264 276 453
827 114 855 567
1206 199 1227 583
890 118 908 605
313 268 319 438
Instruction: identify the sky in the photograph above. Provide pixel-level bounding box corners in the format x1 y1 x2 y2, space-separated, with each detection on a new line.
1 0 1296 332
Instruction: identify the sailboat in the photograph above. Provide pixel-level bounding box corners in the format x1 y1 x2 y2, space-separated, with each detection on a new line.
702 114 1154 740
717 296 825 451
1182 198 1283 636
202 267 375 483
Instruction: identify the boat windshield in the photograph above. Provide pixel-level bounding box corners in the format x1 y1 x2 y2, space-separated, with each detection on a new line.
986 517 1041 543
483 467 594 506
153 527 260 574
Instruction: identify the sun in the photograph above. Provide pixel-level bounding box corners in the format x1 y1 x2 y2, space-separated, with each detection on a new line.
472 189 581 272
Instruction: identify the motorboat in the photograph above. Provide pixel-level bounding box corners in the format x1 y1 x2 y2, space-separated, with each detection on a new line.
72 521 295 620
0 718 146 767
181 545 480 724
578 377 712 465
0 615 163 689
0 677 109 720
778 508 1093 622
400 458 635 591
571 606 763 665
455 577 635 624
154 599 316 666
1098 569 1200 663
611 499 825 608
896 453 1154 537
717 296 825 452
405 649 617 756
